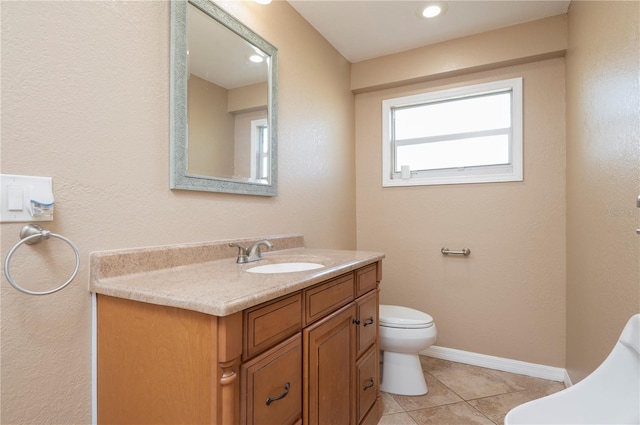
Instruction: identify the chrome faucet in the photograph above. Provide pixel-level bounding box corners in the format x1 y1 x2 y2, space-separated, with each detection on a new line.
229 240 274 264
247 240 274 262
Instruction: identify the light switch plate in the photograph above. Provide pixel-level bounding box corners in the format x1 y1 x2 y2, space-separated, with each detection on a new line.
0 174 54 222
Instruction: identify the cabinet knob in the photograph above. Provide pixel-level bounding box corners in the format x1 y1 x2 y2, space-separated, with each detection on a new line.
352 318 361 325
266 382 290 406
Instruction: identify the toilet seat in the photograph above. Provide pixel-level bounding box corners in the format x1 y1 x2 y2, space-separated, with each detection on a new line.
379 305 434 329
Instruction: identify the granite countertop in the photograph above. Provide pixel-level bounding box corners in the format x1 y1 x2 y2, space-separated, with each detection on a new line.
90 241 384 317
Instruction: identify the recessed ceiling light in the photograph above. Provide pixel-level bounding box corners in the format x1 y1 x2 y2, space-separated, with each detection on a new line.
420 2 447 19
255 0 271 4
249 54 265 63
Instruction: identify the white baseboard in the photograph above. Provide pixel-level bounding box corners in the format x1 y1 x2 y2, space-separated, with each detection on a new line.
92 293 97 425
563 369 573 388
421 345 569 384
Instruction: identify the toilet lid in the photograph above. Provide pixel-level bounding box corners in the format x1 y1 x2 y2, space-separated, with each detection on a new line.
379 305 434 329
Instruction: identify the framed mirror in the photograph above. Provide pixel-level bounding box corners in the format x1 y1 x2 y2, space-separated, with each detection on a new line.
170 0 278 196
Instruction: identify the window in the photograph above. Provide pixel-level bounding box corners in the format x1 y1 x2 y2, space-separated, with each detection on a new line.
251 118 269 182
382 78 523 187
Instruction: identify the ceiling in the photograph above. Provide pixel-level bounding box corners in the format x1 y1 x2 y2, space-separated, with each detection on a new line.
287 1 571 63
189 3 269 89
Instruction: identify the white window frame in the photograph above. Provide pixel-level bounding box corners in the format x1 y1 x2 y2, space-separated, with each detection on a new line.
250 118 269 181
382 77 523 187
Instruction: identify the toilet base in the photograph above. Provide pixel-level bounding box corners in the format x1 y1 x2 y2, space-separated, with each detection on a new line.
380 351 428 396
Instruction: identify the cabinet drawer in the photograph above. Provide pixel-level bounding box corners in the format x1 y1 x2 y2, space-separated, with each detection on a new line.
356 264 378 297
356 346 378 424
356 291 378 357
241 334 302 425
244 293 302 359
304 273 354 325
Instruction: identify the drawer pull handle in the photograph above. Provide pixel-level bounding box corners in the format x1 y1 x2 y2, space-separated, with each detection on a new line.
266 382 290 406
363 378 375 390
363 317 375 327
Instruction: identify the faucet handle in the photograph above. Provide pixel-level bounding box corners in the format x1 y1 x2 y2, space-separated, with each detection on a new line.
229 243 249 263
247 240 274 261
229 243 247 254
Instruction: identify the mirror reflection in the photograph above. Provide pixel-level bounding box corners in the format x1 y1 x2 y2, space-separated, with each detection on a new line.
170 0 278 196
187 3 269 182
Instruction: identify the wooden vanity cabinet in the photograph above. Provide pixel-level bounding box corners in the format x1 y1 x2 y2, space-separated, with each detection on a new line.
97 261 382 425
302 265 380 425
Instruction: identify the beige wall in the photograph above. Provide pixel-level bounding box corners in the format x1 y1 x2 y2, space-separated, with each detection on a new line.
351 15 567 93
0 1 354 423
355 25 568 366
227 81 268 113
356 59 567 367
565 1 640 383
188 75 235 177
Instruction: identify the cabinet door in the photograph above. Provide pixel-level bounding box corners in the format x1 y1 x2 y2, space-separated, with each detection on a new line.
304 304 357 425
356 291 378 358
241 334 302 425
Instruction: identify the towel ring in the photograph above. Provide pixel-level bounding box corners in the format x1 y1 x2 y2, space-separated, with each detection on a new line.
4 224 80 296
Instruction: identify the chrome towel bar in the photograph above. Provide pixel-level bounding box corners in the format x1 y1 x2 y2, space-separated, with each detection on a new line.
441 247 471 256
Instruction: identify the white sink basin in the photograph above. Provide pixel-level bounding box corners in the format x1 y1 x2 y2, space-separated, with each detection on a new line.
246 262 325 274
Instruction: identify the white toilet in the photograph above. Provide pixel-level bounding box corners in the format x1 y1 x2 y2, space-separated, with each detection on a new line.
379 304 437 396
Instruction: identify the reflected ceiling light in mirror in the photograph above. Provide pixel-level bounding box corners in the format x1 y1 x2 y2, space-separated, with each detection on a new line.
255 0 271 4
250 46 266 63
419 2 447 18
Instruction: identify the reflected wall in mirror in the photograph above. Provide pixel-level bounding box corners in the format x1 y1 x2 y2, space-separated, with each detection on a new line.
170 0 278 196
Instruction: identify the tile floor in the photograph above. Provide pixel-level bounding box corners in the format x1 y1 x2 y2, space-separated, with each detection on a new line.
378 356 566 425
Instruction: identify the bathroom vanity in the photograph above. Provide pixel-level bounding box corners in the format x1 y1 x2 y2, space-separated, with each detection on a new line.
90 235 384 425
